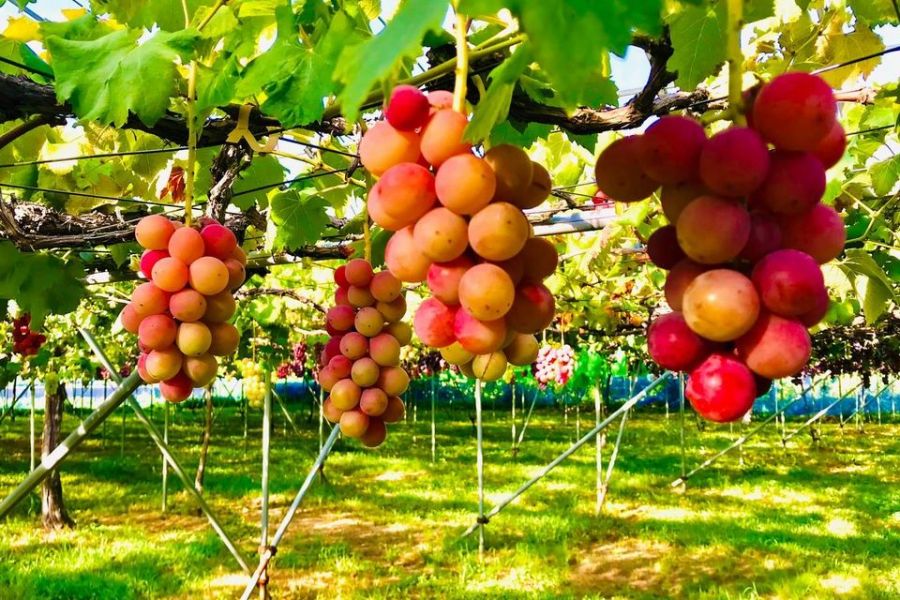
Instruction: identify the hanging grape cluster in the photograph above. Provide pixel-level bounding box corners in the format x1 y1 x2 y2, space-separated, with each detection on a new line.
359 86 554 382
317 258 411 447
122 215 245 402
277 342 309 379
532 344 576 388
237 359 267 407
11 314 46 357
595 72 847 423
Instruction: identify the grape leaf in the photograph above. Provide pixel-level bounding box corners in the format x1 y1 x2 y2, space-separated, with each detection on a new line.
667 1 726 89
335 0 448 122
89 0 216 31
46 27 199 127
267 188 331 251
460 0 662 107
237 10 356 128
870 155 900 196
464 45 532 143
848 0 900 26
0 242 86 328
815 23 884 87
231 155 286 210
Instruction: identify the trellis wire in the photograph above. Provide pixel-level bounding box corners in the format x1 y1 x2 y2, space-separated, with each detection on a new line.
462 372 672 538
239 425 341 600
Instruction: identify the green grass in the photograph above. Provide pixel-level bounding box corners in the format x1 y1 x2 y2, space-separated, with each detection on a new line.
1 398 898 599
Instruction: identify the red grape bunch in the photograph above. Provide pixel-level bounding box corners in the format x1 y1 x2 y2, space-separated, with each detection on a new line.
121 215 246 402
594 72 847 423
317 258 411 448
532 344 575 388
277 342 310 379
359 85 555 382
11 313 46 357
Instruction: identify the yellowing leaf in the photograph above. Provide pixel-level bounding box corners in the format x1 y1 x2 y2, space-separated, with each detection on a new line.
815 24 884 87
3 16 41 42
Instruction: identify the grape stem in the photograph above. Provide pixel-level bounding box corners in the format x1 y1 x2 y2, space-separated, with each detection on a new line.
725 0 746 126
453 12 471 114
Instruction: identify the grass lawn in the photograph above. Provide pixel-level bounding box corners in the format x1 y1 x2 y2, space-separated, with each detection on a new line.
1 395 898 599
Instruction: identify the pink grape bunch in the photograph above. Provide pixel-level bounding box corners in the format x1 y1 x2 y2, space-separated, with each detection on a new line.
595 72 846 423
317 258 412 448
532 344 575 388
121 215 246 403
359 85 554 383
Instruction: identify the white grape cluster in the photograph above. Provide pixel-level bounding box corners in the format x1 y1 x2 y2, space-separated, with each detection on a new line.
238 358 267 407
533 344 575 388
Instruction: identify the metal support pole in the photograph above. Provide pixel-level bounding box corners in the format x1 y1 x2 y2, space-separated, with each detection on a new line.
0 370 142 519
239 426 341 600
29 382 36 472
671 377 827 487
259 377 272 600
430 377 436 463
474 380 485 558
271 390 302 437
162 399 169 513
594 382 604 516
678 374 686 479
0 382 30 425
463 373 671 537
784 380 867 442
79 328 252 574
596 409 629 512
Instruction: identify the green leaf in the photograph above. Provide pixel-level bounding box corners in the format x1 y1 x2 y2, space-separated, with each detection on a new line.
267 188 331 251
108 243 136 268
848 0 900 26
231 155 286 210
237 11 357 128
197 55 240 113
335 0 448 122
0 242 86 328
489 120 553 147
862 275 893 324
89 0 217 31
745 0 775 22
870 155 899 196
46 27 198 127
842 249 897 324
460 0 662 107
464 45 532 143
667 1 726 89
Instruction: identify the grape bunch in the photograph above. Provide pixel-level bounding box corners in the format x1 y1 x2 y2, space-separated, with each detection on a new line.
532 344 575 388
238 359 267 407
317 258 411 448
121 215 246 403
277 342 310 379
594 72 846 423
360 85 555 382
11 313 46 357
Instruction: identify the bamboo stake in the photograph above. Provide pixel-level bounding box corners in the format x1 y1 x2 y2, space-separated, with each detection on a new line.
162 399 169 513
474 379 485 558
259 377 272 600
